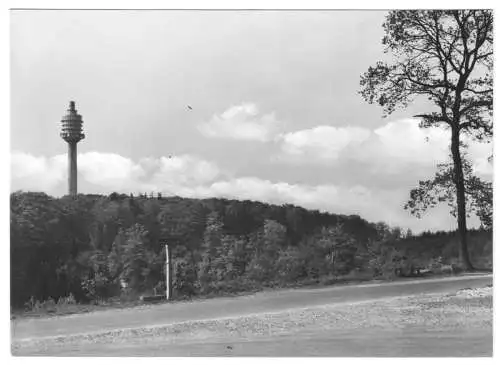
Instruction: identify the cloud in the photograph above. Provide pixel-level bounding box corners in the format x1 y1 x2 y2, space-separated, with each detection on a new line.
10 151 67 192
348 118 452 173
278 125 371 160
372 119 450 162
198 103 283 142
359 119 492 177
472 157 493 176
467 141 493 177
10 151 221 196
276 118 492 179
143 155 221 193
78 152 147 191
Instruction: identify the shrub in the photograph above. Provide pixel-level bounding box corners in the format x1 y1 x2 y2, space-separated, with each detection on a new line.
24 296 78 315
365 241 400 279
56 293 77 306
427 257 454 274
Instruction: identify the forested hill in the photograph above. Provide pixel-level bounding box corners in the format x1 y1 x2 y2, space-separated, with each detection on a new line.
10 191 491 309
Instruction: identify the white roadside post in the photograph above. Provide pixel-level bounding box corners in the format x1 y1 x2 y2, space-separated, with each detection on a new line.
165 243 171 301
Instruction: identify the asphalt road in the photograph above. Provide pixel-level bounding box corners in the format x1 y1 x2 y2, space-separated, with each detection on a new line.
12 274 492 342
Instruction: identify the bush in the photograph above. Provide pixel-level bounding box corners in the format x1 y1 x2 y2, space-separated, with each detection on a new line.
275 247 307 283
81 273 114 301
57 293 77 306
365 241 400 279
427 257 455 275
22 294 82 315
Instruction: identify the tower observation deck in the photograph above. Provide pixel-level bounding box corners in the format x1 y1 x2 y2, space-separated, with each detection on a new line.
60 101 85 197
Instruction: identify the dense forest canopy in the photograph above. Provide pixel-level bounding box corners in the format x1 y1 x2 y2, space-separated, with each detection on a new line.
10 191 492 309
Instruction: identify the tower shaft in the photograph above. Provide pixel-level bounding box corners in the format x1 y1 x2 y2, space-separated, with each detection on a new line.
68 141 78 197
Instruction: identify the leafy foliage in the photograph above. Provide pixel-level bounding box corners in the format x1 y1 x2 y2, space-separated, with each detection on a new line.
405 155 493 229
10 191 492 309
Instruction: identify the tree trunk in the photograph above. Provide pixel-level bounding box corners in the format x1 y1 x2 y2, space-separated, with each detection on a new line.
450 127 474 271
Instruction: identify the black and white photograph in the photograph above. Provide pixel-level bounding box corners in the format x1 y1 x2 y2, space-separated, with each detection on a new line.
8 3 495 358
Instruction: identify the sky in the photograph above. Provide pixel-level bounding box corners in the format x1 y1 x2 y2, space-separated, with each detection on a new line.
10 10 493 233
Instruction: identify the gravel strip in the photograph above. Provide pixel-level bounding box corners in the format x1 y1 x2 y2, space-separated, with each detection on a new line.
455 286 493 298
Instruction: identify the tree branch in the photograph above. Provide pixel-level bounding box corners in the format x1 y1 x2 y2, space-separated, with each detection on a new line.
414 113 452 125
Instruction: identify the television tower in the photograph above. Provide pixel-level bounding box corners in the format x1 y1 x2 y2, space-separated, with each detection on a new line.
60 101 85 197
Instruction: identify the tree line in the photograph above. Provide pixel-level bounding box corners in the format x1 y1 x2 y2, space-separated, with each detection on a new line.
10 191 492 309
